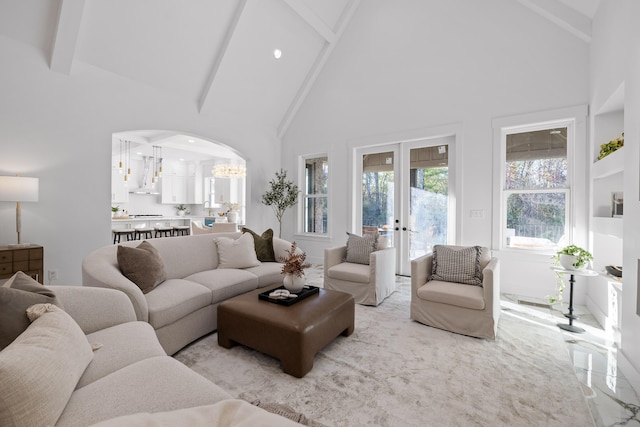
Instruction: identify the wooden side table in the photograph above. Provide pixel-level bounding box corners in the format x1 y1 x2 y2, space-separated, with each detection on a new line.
0 244 44 284
551 266 598 333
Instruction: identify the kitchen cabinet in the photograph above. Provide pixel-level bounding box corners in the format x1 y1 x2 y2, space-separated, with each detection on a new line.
111 165 129 203
186 162 203 204
162 175 187 204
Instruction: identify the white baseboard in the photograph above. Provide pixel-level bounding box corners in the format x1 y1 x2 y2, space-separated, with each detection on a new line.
585 294 606 329
618 350 640 396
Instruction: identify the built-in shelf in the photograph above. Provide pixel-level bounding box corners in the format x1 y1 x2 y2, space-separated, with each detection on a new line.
591 216 623 239
592 146 625 180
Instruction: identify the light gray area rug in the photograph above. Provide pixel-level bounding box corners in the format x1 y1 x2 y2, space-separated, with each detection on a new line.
175 277 595 427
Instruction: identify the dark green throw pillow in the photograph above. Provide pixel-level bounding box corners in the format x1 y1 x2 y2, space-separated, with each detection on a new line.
0 271 64 350
241 227 276 262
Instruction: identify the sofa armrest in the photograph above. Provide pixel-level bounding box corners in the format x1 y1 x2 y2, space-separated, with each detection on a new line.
482 257 500 317
53 286 137 334
324 246 347 277
410 253 433 296
370 247 396 284
82 246 149 322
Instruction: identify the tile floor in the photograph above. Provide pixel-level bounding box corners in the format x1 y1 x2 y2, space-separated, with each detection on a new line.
502 293 640 427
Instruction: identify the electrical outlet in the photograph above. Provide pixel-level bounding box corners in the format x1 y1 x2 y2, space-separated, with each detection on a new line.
48 270 58 282
470 209 484 218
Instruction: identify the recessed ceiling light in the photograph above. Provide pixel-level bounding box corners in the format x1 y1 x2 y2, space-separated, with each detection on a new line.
273 49 282 59
187 139 195 143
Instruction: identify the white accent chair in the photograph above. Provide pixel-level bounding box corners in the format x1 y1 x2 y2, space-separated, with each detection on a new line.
211 222 238 232
410 245 500 339
191 221 213 235
323 246 396 306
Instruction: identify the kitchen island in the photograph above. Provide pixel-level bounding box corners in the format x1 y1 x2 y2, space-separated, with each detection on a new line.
111 216 204 240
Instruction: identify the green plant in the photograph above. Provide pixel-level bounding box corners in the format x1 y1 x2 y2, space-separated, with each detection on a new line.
548 244 593 305
111 206 119 213
175 204 187 211
261 169 299 238
554 244 593 269
597 132 624 160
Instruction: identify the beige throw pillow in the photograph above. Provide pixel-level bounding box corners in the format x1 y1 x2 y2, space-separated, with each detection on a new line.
0 304 94 427
214 233 261 269
0 271 64 350
117 241 166 293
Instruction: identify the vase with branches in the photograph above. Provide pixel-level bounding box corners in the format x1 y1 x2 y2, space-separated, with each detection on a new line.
279 241 310 293
261 169 299 238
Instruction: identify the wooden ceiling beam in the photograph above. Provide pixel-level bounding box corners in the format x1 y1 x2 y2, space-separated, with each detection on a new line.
198 0 247 114
281 0 336 43
277 0 361 138
50 0 85 75
517 0 591 43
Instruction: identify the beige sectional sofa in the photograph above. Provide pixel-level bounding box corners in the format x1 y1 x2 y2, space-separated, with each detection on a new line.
82 232 294 355
1 284 302 426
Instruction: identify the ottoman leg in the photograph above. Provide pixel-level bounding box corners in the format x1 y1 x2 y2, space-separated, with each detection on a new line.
342 324 354 337
218 333 235 349
282 353 314 378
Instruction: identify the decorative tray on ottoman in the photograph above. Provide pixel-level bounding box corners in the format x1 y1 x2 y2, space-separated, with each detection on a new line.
258 285 320 306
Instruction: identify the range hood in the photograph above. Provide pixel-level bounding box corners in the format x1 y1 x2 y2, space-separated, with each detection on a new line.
129 156 160 195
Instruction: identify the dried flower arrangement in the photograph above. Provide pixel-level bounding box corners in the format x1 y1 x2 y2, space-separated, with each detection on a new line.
279 241 311 278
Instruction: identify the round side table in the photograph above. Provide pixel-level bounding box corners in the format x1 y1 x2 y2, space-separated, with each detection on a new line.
550 266 598 333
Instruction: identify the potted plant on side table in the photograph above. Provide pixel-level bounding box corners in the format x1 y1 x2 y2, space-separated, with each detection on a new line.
548 244 593 305
554 244 593 271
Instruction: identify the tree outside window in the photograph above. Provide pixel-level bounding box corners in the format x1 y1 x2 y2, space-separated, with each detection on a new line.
504 127 569 249
304 156 328 234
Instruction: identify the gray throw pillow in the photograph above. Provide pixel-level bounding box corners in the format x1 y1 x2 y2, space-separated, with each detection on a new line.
344 232 378 265
0 271 64 350
429 245 483 286
117 241 166 293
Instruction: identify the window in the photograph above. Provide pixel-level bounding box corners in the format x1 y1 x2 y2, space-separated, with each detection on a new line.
303 156 328 234
502 126 569 250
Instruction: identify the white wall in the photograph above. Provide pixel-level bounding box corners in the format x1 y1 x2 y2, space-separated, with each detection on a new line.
589 0 640 396
0 36 280 285
283 0 589 301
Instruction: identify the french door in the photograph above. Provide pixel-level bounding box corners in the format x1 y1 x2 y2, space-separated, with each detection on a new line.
355 136 454 275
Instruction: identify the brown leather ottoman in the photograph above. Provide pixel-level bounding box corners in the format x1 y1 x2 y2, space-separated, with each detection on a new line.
217 284 355 378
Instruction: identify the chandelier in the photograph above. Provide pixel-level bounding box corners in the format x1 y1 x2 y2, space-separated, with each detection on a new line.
212 164 246 178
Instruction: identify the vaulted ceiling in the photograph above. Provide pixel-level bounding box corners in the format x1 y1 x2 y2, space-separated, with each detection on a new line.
0 0 599 140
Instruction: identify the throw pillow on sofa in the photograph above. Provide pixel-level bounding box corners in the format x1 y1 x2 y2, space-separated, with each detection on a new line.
0 271 64 350
214 233 261 269
241 227 276 262
344 232 379 265
117 241 167 293
429 245 483 286
0 303 94 427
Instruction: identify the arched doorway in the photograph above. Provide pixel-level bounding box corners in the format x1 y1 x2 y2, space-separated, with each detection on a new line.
111 130 246 226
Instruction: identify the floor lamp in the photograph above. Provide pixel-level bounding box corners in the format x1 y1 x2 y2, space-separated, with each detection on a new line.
0 176 39 247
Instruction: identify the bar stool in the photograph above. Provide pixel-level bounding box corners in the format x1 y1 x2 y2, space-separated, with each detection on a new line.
154 226 174 238
113 229 134 244
134 227 154 240
153 225 173 237
173 225 190 236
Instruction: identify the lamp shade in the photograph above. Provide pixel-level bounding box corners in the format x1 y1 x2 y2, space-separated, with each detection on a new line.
0 176 39 202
